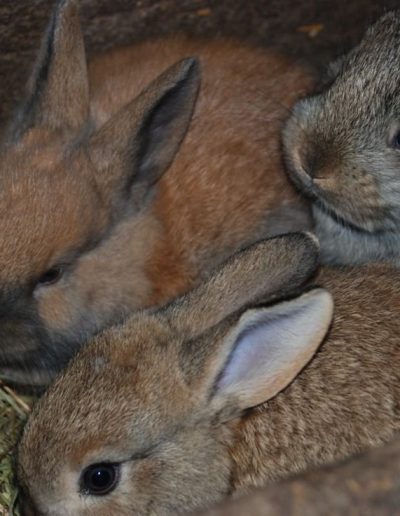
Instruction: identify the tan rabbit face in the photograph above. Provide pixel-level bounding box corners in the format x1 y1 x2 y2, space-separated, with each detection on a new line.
283 11 400 234
18 235 331 516
18 316 234 516
0 0 200 385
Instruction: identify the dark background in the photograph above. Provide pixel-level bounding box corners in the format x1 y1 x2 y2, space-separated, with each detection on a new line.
1 0 400 127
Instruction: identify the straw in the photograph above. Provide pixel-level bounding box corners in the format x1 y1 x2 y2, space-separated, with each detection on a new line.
0 381 32 516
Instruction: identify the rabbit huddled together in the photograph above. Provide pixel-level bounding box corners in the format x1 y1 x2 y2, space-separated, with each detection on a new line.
7 2 400 515
0 0 311 386
17 233 400 515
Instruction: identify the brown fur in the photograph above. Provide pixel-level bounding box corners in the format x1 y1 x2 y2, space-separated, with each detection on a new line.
88 39 312 301
17 234 319 515
17 233 400 515
230 264 400 490
0 0 312 385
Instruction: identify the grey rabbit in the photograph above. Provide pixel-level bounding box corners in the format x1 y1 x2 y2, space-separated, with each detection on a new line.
283 11 400 266
17 232 400 515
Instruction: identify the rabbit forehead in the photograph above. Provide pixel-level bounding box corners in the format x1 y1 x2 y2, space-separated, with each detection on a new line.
19 320 191 476
309 15 400 140
0 137 107 282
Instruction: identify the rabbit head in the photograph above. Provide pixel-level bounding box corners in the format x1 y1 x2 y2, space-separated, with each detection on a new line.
17 233 332 516
0 0 200 385
283 11 400 263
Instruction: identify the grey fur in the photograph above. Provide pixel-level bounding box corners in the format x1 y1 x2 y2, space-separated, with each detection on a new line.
283 10 400 266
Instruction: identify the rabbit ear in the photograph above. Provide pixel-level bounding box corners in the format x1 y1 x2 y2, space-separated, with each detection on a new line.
205 289 333 419
88 57 200 213
10 0 89 139
163 232 319 339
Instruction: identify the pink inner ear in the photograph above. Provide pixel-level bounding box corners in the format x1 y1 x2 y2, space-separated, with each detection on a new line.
217 316 295 392
214 290 333 409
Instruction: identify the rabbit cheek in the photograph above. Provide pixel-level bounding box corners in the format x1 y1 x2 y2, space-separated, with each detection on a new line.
314 166 386 230
162 429 231 512
34 264 107 338
35 287 77 334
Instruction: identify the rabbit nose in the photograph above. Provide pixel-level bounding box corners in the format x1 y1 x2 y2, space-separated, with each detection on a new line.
303 141 336 182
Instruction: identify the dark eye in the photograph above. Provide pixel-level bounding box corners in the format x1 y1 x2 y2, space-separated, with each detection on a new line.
389 130 400 149
37 266 63 286
80 463 119 496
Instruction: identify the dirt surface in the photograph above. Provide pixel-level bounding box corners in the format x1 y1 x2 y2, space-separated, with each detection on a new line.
1 0 400 126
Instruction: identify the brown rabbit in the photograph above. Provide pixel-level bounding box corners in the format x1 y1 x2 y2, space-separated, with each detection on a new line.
283 11 400 266
0 0 312 386
17 231 400 515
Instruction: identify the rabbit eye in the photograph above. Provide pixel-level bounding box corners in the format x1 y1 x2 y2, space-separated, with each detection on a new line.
37 266 63 286
81 463 119 496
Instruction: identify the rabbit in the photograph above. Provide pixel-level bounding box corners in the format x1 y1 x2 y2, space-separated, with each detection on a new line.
0 0 313 387
283 10 400 267
195 436 400 516
17 231 400 516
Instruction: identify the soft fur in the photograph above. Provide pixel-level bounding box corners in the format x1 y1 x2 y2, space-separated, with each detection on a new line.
283 11 400 266
0 0 312 385
17 233 400 515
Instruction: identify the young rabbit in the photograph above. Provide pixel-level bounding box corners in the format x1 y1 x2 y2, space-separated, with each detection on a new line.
283 11 400 266
0 0 312 386
17 231 400 515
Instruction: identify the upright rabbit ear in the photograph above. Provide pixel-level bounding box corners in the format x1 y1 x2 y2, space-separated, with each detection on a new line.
10 0 89 139
163 232 320 339
88 57 200 213
204 289 333 420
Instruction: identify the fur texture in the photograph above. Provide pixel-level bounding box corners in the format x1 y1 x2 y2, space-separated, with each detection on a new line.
0 0 312 385
17 233 400 515
283 10 400 266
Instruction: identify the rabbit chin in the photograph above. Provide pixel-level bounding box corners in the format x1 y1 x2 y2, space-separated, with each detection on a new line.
295 170 391 233
285 160 390 234
312 202 400 267
313 193 384 233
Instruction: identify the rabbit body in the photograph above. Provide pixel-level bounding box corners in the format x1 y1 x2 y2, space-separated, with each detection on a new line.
230 264 400 489
0 0 311 385
17 234 400 515
89 38 312 297
283 11 400 266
